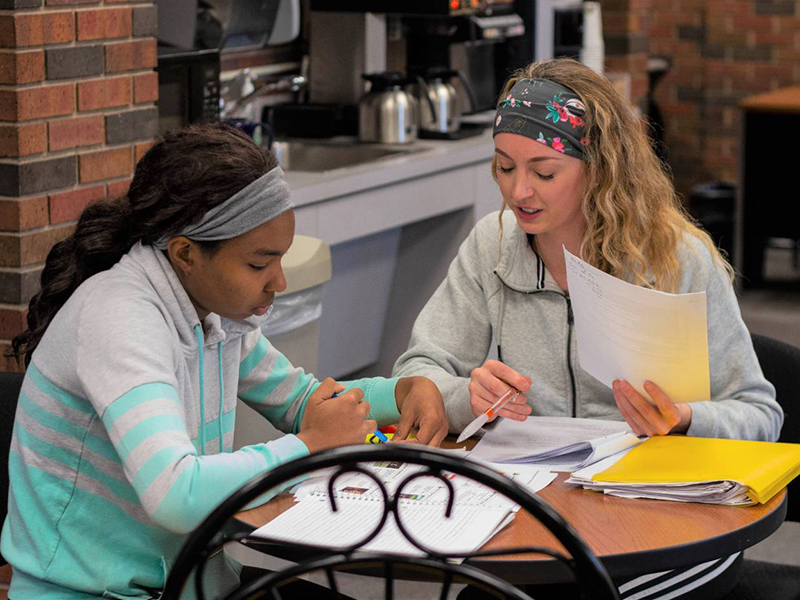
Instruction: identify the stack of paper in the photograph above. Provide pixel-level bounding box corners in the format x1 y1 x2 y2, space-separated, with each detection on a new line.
567 436 800 506
469 416 642 471
253 460 556 557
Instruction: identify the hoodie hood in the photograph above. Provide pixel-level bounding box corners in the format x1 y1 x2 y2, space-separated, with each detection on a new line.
119 242 266 353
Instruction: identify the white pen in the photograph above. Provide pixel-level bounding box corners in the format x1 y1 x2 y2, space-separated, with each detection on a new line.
456 389 520 444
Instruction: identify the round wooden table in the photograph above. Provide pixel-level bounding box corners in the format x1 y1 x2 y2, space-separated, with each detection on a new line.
236 445 787 585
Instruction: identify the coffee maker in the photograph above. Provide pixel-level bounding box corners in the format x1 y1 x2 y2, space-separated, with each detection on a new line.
310 0 529 116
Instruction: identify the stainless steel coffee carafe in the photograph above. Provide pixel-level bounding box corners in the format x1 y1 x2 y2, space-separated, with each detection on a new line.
408 70 476 135
411 75 460 134
359 73 418 144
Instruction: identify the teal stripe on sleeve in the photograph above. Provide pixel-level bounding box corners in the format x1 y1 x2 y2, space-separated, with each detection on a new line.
258 373 315 423
239 335 270 380
240 351 294 403
116 414 187 461
102 383 181 426
131 445 192 492
341 377 401 426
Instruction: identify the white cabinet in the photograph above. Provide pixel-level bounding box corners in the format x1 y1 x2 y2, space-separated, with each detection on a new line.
283 133 499 379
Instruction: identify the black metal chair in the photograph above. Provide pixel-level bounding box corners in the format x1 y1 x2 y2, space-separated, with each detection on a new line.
721 334 800 599
162 445 620 600
0 370 24 566
751 333 800 523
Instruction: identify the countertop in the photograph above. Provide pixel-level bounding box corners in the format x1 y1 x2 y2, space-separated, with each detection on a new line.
283 123 496 208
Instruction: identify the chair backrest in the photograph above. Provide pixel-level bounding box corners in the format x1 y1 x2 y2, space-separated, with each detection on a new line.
162 445 620 600
751 333 800 522
0 370 24 566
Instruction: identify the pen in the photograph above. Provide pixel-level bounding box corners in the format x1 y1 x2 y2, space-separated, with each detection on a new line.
331 391 389 444
456 388 520 444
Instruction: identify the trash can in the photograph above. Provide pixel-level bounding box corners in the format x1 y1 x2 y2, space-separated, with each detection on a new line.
233 235 332 449
688 181 736 261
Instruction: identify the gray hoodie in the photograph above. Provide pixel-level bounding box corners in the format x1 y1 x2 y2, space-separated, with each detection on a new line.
393 210 782 441
2 241 401 599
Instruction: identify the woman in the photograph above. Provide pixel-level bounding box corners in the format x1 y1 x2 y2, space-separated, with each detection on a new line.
1 124 447 599
393 59 782 598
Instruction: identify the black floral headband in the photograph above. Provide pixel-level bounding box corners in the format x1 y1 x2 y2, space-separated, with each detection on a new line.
493 78 589 159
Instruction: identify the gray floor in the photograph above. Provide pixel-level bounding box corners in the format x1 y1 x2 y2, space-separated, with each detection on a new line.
232 247 800 599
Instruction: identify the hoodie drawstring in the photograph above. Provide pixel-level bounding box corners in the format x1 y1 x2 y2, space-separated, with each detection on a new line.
193 324 227 456
217 341 224 452
194 325 206 454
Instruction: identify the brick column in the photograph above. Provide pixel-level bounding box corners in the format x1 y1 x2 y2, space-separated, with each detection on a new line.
603 0 650 113
0 0 157 372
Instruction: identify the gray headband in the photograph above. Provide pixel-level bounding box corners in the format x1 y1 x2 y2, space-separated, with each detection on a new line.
152 166 292 250
493 78 588 159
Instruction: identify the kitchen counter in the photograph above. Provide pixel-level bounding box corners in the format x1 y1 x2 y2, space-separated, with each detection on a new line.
285 126 499 248
285 126 494 207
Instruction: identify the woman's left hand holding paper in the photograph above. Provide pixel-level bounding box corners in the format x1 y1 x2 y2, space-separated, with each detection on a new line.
612 379 692 436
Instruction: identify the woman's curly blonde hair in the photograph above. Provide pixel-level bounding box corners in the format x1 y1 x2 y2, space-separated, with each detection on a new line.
494 58 732 292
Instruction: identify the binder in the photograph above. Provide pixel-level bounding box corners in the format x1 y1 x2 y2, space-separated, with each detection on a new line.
586 436 800 505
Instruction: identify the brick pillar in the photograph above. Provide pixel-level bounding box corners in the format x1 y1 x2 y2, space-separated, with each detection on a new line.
603 0 650 113
0 0 157 373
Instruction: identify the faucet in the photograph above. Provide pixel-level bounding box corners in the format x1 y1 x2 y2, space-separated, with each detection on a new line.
220 71 307 120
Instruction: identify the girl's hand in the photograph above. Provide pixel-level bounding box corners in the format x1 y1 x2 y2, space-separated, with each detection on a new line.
298 378 376 453
393 377 448 447
469 359 532 421
612 379 692 436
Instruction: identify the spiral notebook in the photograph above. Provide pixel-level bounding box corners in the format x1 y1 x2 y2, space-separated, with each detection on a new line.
292 459 555 511
252 495 516 557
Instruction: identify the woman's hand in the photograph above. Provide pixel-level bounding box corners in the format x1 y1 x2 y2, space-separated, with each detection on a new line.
612 379 692 436
394 377 449 447
297 378 375 453
469 359 532 421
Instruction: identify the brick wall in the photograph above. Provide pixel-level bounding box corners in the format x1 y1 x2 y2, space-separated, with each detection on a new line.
648 0 800 195
603 0 651 112
0 0 157 373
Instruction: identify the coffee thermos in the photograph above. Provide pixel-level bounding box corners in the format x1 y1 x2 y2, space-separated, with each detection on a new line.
358 72 419 144
408 69 476 136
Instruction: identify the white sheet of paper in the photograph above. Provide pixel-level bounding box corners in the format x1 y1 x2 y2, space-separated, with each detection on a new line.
564 247 709 402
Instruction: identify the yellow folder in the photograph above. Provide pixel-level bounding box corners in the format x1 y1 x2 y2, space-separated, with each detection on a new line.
592 436 800 504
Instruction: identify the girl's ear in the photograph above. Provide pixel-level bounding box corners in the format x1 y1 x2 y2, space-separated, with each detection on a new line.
167 236 196 275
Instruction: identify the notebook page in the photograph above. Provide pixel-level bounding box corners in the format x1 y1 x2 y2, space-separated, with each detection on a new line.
252 497 514 556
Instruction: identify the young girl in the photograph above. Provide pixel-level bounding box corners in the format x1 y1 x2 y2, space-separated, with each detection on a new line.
1 124 447 599
393 59 782 598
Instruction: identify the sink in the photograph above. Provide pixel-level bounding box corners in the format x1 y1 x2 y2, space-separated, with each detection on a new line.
270 140 426 172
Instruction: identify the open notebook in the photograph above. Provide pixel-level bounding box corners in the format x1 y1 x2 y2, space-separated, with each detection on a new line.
252 460 555 558
567 435 800 506
468 416 642 471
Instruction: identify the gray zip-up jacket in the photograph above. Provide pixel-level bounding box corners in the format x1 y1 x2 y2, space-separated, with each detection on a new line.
393 211 782 441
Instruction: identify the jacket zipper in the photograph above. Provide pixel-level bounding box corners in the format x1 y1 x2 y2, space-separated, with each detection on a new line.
566 296 577 417
494 273 579 417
